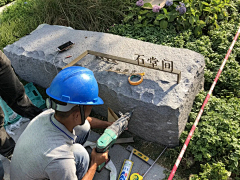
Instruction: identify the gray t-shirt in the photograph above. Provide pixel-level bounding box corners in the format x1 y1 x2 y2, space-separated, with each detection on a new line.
10 109 78 180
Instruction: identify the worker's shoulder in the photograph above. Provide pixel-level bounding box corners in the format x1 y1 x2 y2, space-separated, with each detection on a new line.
28 109 54 126
35 108 55 119
18 109 55 139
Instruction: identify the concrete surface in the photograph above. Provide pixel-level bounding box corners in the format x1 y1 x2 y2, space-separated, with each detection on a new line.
1 121 166 180
3 24 205 146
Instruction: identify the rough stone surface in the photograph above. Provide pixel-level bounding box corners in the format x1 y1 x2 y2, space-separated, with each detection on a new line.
4 24 205 146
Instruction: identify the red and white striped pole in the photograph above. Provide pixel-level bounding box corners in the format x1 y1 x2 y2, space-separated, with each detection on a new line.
168 26 240 180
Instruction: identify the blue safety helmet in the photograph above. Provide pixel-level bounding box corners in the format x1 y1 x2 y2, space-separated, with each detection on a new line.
46 66 103 106
46 66 103 125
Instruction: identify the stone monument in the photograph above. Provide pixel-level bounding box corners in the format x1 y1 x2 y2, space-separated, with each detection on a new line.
4 24 205 146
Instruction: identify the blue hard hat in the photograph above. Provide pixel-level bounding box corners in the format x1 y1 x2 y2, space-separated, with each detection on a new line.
46 66 104 105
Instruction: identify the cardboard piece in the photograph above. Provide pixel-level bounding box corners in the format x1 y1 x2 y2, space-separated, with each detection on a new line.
115 137 134 144
108 108 118 122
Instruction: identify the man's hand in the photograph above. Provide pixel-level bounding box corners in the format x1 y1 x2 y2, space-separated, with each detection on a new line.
90 148 109 166
82 148 109 180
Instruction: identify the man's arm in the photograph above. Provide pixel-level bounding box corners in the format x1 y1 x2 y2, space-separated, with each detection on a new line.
87 116 112 129
82 148 108 180
81 163 97 180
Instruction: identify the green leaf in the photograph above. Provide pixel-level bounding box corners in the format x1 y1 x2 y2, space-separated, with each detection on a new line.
123 14 134 22
168 11 179 22
143 19 148 26
146 12 155 18
166 15 171 21
168 10 178 16
234 160 238 167
194 26 202 37
156 14 165 21
162 8 168 15
189 16 195 25
214 21 219 29
168 15 177 22
143 3 152 9
213 0 221 5
135 24 143 28
223 10 228 17
153 20 159 25
139 10 149 15
205 16 210 24
198 1 203 11
203 7 211 12
198 20 206 28
195 15 199 21
201 1 209 6
160 20 168 29
190 7 196 16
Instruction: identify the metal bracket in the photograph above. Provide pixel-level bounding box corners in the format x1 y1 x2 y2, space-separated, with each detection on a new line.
62 50 181 84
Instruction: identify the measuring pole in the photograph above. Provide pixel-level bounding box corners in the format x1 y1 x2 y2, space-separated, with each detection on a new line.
143 146 167 177
168 26 240 180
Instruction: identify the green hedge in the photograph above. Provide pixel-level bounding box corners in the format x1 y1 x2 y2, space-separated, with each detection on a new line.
0 0 14 7
123 0 239 36
184 92 240 178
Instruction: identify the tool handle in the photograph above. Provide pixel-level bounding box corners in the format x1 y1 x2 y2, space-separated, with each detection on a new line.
130 173 143 180
96 147 110 172
96 155 110 172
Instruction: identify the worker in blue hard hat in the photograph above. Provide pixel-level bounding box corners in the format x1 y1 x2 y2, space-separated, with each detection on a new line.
10 66 112 180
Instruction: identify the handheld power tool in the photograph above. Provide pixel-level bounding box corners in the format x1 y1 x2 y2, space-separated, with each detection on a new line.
96 110 133 172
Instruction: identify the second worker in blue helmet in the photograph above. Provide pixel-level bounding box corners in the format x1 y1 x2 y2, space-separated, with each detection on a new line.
10 66 112 180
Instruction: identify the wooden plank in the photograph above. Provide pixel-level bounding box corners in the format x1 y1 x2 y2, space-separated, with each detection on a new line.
62 50 89 69
115 137 134 144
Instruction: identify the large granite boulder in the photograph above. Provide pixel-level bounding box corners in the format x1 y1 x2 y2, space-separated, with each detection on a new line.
4 24 205 146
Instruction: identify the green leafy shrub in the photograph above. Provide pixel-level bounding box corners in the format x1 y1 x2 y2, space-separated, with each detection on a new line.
124 0 236 36
0 0 14 7
190 162 231 180
108 23 178 44
181 91 240 178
